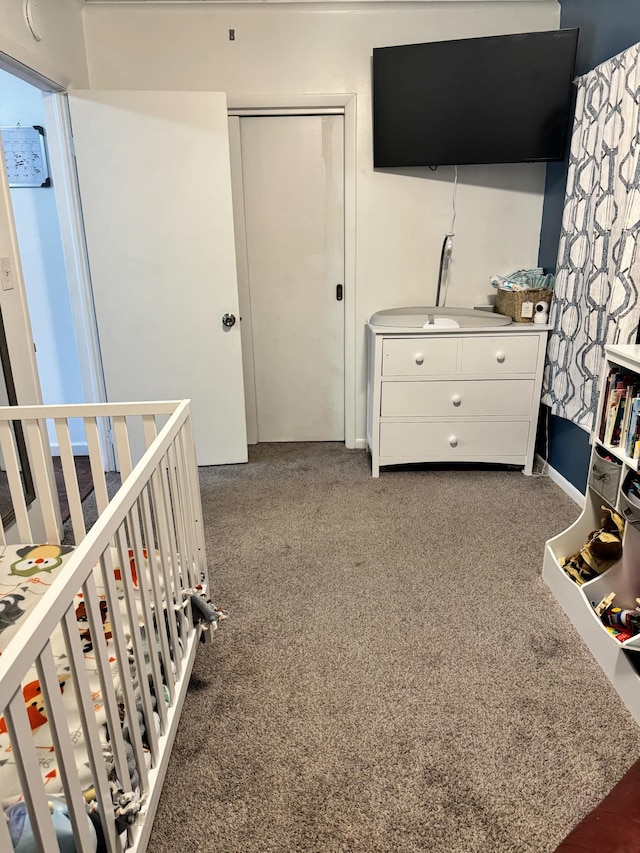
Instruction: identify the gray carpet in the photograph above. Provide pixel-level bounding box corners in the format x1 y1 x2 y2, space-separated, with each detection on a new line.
146 443 640 852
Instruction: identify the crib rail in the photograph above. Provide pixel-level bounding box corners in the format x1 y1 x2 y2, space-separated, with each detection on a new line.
0 401 208 853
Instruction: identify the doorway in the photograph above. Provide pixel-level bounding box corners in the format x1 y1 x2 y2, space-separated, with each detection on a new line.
0 70 82 441
0 62 112 470
0 68 109 460
230 108 351 444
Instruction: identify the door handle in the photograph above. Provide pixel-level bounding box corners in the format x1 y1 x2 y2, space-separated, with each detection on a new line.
336 284 343 301
222 313 236 328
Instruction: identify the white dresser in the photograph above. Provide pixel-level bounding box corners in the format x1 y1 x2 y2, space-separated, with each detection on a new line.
366 321 549 477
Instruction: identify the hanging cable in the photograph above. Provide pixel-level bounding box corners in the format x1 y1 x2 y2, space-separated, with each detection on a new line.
435 234 448 307
450 165 458 235
434 166 459 308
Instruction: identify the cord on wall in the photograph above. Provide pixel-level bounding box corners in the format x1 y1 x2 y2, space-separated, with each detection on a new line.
434 166 458 308
450 165 458 234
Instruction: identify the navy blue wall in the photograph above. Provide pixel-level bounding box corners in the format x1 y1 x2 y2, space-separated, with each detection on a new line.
538 0 640 492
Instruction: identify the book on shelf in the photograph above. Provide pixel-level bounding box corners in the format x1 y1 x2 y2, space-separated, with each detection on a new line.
611 391 628 447
599 368 618 442
627 397 640 457
620 384 637 444
604 386 624 445
601 373 638 447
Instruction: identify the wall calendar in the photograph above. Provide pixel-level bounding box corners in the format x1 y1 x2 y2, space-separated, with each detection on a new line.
1 125 50 188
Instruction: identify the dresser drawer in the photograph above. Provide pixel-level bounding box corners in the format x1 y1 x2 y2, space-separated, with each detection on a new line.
382 338 458 376
379 420 530 458
460 336 539 374
380 379 535 418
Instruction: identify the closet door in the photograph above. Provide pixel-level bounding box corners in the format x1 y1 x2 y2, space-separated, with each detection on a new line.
239 115 345 442
68 90 247 466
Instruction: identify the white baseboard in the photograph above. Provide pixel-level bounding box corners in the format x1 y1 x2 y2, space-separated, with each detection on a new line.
535 454 585 508
354 438 367 450
49 442 89 457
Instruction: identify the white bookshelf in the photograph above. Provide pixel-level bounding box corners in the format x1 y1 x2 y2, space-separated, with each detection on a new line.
543 344 640 724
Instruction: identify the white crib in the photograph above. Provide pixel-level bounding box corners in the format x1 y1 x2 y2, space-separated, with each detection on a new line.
0 401 211 853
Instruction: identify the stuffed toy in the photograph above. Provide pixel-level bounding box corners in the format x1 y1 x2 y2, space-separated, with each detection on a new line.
4 797 97 853
561 506 625 585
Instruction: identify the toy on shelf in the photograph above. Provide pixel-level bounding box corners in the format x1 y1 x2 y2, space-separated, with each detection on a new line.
561 507 625 585
594 592 617 617
592 592 640 644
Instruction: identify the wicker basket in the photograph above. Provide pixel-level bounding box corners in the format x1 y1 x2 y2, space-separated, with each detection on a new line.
495 288 552 323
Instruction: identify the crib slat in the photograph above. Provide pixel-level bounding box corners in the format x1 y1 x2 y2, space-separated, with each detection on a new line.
142 414 157 449
149 462 182 684
138 487 174 718
36 642 97 853
128 503 168 735
176 430 199 590
97 549 149 794
167 444 194 624
140 482 176 701
82 571 133 794
173 432 195 590
0 420 32 542
159 452 188 650
85 417 110 515
4 691 62 852
55 419 86 543
61 608 121 853
182 418 208 584
114 527 160 765
25 419 60 544
113 416 133 480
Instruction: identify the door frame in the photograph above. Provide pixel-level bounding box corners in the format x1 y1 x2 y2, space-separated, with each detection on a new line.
0 54 113 465
42 95 110 419
228 94 357 449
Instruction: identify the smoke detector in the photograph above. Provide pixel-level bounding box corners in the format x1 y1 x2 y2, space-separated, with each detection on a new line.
24 0 44 42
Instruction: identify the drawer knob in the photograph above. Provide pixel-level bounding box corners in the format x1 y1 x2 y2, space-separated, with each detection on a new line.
415 353 424 365
452 394 461 407
449 436 458 448
496 351 506 363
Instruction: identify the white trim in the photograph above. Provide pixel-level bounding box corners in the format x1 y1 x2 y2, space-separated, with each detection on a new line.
229 94 354 111
227 93 357 449
230 107 344 116
40 94 114 467
0 44 68 92
227 115 258 445
343 96 357 450
41 94 108 410
49 440 89 457
86 0 554 4
537 454 586 508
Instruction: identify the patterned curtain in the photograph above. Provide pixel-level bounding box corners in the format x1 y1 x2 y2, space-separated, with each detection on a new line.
542 42 640 431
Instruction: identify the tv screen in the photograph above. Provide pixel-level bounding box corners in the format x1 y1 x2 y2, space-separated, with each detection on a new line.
372 29 579 168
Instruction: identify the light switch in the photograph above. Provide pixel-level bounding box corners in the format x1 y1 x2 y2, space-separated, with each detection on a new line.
1 257 14 291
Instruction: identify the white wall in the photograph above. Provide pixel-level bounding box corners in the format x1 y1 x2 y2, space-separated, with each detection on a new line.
83 1 561 443
0 0 88 87
0 70 86 449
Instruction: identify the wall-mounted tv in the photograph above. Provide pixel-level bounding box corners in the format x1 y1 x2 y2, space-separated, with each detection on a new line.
372 28 579 168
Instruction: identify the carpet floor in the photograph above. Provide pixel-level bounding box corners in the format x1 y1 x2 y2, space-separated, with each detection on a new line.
147 443 640 853
53 455 95 523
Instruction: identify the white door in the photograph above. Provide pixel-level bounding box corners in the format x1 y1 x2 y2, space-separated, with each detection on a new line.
68 90 247 466
239 115 345 441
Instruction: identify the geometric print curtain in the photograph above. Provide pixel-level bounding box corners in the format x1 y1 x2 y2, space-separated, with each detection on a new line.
542 42 640 432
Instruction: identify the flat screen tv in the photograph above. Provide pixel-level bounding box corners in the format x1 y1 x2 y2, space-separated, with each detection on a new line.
372 28 579 168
